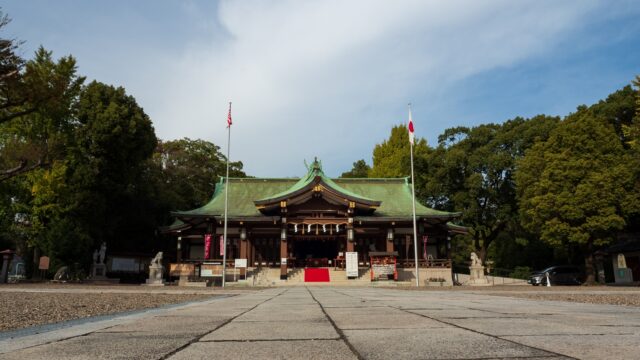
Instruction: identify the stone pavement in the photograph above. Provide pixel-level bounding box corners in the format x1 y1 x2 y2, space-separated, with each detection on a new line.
2 287 639 359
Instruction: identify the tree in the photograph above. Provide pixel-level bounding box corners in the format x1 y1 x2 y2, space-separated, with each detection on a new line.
369 125 429 178
340 159 370 178
152 138 246 212
0 11 26 125
516 109 636 283
0 47 84 181
68 81 158 253
425 116 559 263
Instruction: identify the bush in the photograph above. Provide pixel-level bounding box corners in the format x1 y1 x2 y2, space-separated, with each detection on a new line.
509 266 531 279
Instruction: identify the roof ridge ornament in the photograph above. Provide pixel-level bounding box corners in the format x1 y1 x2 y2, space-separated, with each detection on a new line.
304 157 323 174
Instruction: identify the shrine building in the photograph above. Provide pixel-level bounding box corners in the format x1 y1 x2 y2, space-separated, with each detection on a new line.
162 159 465 285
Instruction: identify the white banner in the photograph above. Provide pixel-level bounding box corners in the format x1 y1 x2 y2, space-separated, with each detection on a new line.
235 258 247 268
346 252 358 278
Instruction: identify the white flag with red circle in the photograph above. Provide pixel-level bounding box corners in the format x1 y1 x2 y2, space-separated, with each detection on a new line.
408 108 415 145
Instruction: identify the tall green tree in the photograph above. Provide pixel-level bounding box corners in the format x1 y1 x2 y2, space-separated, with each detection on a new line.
0 47 84 181
69 81 158 253
152 138 246 212
425 116 559 263
369 125 429 178
340 159 370 178
516 108 637 283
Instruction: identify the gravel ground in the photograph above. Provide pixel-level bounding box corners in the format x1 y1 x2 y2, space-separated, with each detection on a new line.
388 285 640 307
485 292 640 307
0 292 214 332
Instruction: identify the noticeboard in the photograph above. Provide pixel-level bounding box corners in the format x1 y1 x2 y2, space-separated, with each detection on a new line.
235 258 247 268
169 263 195 277
200 263 223 277
346 252 358 278
38 256 50 270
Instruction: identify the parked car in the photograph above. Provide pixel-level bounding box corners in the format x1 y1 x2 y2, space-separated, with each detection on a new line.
528 265 584 286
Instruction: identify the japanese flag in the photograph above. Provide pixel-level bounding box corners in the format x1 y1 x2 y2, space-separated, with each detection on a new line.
408 108 415 145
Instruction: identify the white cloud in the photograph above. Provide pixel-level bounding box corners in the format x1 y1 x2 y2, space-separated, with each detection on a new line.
144 0 612 177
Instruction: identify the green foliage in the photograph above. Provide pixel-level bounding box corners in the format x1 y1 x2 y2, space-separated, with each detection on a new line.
425 116 559 262
151 138 246 212
369 125 429 178
340 159 370 178
0 47 84 181
508 266 531 280
516 101 639 281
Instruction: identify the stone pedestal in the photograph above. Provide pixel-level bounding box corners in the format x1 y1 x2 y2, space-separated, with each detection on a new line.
145 264 165 286
91 263 107 279
0 253 11 284
468 265 491 286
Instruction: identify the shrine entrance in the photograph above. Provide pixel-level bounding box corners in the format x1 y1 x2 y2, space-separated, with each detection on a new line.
292 237 341 267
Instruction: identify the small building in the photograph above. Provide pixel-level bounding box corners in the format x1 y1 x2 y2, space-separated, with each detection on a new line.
161 159 464 284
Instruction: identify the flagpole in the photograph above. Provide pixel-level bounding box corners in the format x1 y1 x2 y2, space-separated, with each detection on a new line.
409 103 420 287
222 102 231 288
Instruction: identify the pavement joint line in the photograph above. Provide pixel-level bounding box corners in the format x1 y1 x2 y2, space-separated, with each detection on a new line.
396 307 580 360
500 333 635 337
0 293 235 353
336 327 450 330
433 356 567 360
161 288 288 360
306 287 366 360
198 337 342 342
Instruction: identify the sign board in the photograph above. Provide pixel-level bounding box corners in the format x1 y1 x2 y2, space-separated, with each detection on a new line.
110 257 138 272
372 264 395 276
200 264 223 277
281 258 287 265
38 256 50 270
235 258 247 268
346 252 358 278
169 263 195 277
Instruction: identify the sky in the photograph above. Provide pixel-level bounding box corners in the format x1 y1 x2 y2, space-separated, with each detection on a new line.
3 0 640 177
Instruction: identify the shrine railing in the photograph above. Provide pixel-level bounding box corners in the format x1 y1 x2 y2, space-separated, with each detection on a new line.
397 259 452 268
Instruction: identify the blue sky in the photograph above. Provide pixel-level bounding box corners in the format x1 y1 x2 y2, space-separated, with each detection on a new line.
3 1 640 177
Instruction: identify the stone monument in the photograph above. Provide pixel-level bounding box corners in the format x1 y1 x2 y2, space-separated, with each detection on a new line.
468 252 490 286
145 252 165 286
91 242 107 279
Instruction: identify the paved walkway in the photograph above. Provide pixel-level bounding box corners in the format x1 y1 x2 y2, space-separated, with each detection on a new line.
2 287 639 359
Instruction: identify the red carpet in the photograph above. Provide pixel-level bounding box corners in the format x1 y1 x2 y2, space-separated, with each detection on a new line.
304 268 330 282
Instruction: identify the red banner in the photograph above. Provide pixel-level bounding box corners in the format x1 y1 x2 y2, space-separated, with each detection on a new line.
220 235 224 256
204 234 211 259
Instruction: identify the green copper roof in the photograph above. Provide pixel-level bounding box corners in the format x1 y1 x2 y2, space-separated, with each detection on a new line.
254 159 378 206
334 178 455 217
174 177 297 218
173 176 458 221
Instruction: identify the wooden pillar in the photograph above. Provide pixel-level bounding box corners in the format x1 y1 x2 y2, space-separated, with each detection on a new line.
240 234 248 260
385 228 394 252
386 237 394 253
347 223 355 252
405 235 410 262
346 239 354 252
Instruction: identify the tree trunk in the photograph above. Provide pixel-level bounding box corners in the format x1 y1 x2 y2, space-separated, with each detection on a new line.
583 241 596 284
